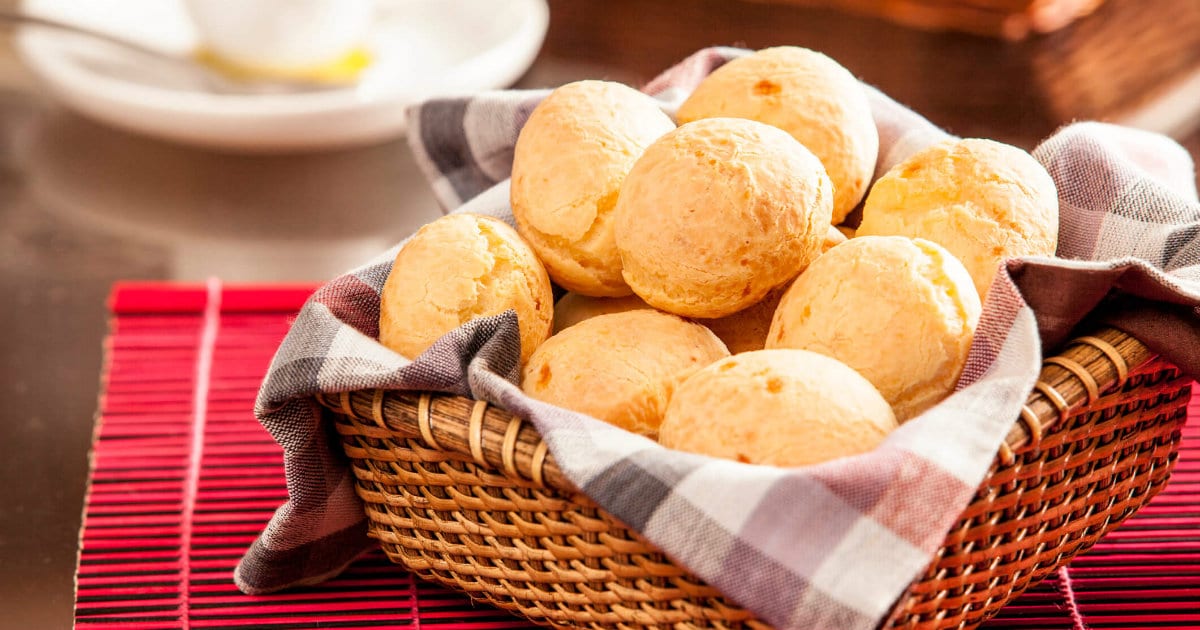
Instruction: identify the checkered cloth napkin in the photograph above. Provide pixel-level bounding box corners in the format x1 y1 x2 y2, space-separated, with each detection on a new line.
235 48 1200 628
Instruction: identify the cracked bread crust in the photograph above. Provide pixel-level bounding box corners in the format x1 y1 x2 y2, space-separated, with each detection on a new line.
766 235 982 422
857 138 1059 300
552 292 653 334
552 287 788 356
379 213 554 365
511 80 676 296
521 309 729 438
677 46 878 224
614 117 833 319
659 349 897 467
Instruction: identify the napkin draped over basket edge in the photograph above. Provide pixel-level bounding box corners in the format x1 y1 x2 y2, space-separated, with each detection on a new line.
233 47 1200 630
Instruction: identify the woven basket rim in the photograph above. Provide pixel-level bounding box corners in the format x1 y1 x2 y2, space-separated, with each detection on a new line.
321 325 1157 494
320 324 1193 629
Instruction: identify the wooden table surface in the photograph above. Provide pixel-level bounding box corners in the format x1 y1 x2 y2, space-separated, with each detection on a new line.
0 1 1197 628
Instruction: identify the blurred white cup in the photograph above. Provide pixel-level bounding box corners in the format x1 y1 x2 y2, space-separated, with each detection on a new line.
184 0 375 70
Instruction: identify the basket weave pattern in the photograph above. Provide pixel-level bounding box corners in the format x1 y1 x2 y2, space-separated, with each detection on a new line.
321 327 1191 629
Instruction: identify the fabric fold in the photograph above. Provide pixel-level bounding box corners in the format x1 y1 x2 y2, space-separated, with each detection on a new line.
236 47 1200 630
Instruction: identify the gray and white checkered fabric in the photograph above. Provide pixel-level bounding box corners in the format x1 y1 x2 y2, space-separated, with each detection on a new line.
235 48 1200 629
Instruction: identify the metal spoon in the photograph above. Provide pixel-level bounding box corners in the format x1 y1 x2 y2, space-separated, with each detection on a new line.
0 10 356 95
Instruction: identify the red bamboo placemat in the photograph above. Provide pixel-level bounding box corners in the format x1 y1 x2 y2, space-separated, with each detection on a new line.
75 281 1200 629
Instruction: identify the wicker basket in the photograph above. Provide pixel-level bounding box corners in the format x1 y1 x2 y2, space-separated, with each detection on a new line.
319 325 1191 629
752 0 1108 39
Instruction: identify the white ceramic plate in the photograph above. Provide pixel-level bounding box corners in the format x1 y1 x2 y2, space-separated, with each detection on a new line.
16 0 549 152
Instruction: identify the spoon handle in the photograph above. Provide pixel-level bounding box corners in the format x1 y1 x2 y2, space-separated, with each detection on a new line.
0 10 176 60
0 10 351 94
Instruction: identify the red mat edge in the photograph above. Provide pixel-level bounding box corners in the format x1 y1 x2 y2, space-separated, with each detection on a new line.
109 281 319 315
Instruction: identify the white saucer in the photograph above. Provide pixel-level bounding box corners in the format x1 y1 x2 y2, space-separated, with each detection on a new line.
16 0 549 152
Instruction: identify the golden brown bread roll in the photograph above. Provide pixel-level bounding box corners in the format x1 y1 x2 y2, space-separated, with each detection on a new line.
522 310 729 438
659 349 897 466
379 213 554 365
823 224 848 252
614 117 833 319
677 46 879 224
766 235 981 422
552 292 652 333
554 289 782 355
511 80 676 297
856 138 1059 300
698 286 786 354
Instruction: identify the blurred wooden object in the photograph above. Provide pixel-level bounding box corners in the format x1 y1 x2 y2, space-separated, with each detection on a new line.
1031 0 1200 137
750 0 1107 39
534 0 1200 150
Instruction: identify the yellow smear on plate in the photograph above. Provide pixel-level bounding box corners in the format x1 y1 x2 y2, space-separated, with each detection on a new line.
193 47 373 84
